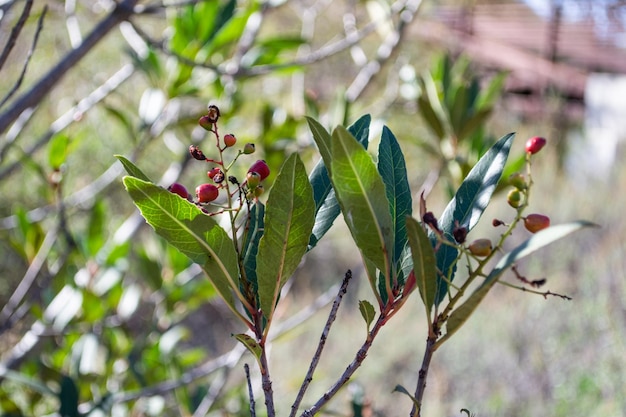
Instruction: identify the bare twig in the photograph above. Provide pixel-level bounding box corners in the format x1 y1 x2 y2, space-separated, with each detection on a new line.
0 0 33 71
244 363 257 417
0 4 46 109
289 270 352 417
0 0 139 135
410 335 437 417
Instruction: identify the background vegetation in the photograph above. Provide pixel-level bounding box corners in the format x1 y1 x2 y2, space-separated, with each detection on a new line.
0 0 623 416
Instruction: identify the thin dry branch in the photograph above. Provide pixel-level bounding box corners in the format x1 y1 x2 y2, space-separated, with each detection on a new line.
0 0 33 71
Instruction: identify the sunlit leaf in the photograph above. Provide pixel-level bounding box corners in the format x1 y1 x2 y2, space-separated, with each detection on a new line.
115 155 151 182
48 134 69 170
123 177 239 313
358 300 376 332
256 154 315 321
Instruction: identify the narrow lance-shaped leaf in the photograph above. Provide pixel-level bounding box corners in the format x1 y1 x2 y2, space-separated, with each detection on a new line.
406 216 437 313
307 115 370 250
330 126 394 279
242 202 265 295
433 132 515 304
116 155 151 182
123 177 239 313
445 221 599 340
256 154 315 321
378 126 413 280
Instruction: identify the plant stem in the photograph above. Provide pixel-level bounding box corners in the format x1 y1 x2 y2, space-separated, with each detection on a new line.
410 333 437 417
289 270 352 417
259 347 276 417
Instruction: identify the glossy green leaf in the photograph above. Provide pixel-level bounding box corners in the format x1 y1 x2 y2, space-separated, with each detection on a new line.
256 154 315 320
123 177 239 312
330 126 393 277
433 132 515 304
406 217 437 313
115 155 151 182
446 221 598 339
307 115 371 250
358 300 376 332
378 126 412 269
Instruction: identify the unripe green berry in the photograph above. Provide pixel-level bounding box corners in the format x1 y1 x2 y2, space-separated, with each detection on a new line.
509 172 527 190
246 171 261 189
195 183 219 203
254 184 264 197
198 115 213 131
243 143 255 154
524 214 550 233
507 189 523 208
224 133 237 147
468 239 492 257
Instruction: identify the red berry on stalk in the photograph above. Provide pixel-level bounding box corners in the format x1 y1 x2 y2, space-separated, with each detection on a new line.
525 136 546 154
207 167 221 179
196 183 219 203
224 134 237 147
168 183 189 199
248 160 270 181
468 239 493 257
524 214 550 233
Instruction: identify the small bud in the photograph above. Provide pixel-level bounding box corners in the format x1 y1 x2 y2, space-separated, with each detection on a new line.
453 225 467 244
243 143 256 154
206 105 220 123
228 176 239 185
198 115 213 131
196 183 219 203
190 145 207 161
224 133 237 147
168 183 189 199
507 189 523 208
524 214 550 233
492 218 505 227
509 173 527 190
468 239 492 257
246 171 261 189
422 212 439 232
247 160 270 181
525 136 546 154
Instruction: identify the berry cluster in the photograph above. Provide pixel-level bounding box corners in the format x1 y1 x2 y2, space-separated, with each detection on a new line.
167 104 270 214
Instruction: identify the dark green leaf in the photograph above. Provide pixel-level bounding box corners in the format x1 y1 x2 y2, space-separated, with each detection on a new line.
358 300 376 332
256 154 315 320
406 217 437 313
417 95 445 140
433 132 515 304
330 126 393 278
446 221 598 339
115 155 151 182
242 202 265 293
392 384 420 408
123 177 239 313
59 376 78 417
307 115 370 250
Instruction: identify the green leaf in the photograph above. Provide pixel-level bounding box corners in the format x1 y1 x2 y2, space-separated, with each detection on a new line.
256 154 315 321
115 155 151 182
405 217 437 313
433 132 515 304
86 199 106 256
392 384 420 408
242 202 264 294
378 126 412 270
123 177 239 313
330 126 394 278
358 300 376 332
307 115 371 250
417 95 445 140
48 134 69 169
306 117 332 175
446 220 599 339
59 376 79 417
234 333 263 361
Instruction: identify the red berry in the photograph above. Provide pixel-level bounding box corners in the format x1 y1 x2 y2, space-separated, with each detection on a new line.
195 183 219 203
524 214 550 233
168 183 189 199
224 133 237 147
198 115 213 131
248 160 270 181
525 136 546 154
207 167 221 179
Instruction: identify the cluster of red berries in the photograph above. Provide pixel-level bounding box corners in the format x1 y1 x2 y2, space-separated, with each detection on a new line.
166 105 270 210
